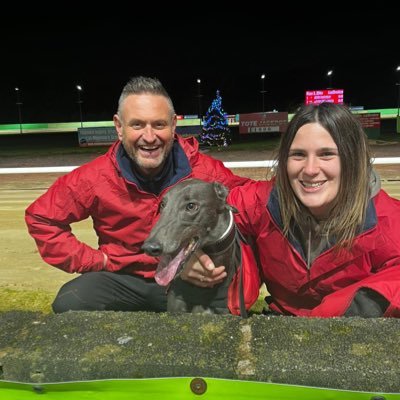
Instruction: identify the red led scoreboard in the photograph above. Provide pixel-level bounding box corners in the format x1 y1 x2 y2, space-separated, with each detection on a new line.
305 89 344 105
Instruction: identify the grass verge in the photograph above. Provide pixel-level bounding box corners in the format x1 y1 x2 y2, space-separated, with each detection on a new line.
0 288 53 313
0 287 266 315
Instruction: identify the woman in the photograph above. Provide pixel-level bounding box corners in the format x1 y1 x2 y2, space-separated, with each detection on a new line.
223 103 400 317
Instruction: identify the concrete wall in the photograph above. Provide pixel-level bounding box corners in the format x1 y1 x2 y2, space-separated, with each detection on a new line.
0 311 399 392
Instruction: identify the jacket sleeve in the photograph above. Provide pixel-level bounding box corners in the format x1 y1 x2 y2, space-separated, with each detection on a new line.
227 181 270 237
228 238 261 316
310 266 400 318
194 153 251 190
25 170 105 274
311 193 400 318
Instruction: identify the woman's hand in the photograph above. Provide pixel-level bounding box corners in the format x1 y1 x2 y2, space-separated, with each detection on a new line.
180 250 227 287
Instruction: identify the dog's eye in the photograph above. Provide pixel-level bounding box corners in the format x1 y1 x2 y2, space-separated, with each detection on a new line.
186 202 198 212
159 201 166 210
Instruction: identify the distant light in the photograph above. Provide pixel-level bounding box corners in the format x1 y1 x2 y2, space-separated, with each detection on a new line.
327 70 333 76
397 66 400 72
261 74 266 80
15 87 19 91
197 79 201 84
76 85 82 91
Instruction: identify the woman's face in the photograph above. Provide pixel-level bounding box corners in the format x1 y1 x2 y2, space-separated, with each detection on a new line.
287 122 341 220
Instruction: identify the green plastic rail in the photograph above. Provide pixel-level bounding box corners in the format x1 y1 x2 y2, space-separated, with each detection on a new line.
1 377 398 399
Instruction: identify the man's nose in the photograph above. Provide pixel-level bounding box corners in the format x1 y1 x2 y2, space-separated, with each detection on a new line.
142 124 157 142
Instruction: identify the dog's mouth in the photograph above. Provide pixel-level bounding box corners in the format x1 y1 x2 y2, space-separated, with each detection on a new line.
154 236 200 286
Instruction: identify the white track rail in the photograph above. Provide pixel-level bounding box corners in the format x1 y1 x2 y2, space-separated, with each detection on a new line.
0 158 399 174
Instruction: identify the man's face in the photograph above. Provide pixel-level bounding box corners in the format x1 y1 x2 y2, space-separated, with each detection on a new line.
113 94 177 177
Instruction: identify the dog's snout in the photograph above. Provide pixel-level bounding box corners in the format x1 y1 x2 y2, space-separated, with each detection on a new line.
142 241 163 257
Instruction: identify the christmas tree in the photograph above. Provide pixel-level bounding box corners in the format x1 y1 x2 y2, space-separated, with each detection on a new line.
199 90 231 149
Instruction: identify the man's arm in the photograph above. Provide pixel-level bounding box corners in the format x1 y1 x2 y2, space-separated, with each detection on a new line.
310 266 400 318
25 175 105 274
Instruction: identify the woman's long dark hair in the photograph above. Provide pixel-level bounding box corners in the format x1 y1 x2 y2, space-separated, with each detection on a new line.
274 103 372 249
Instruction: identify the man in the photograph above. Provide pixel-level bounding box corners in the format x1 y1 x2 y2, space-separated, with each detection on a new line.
25 76 249 313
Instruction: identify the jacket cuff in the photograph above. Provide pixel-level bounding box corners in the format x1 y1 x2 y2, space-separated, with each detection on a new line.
383 303 400 317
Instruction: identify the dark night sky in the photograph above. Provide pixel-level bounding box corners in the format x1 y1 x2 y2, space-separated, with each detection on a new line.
0 11 398 125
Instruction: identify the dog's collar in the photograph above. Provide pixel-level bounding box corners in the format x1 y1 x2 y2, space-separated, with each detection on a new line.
203 211 236 256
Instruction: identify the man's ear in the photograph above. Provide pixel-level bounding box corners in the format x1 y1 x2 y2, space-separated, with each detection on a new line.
113 114 123 142
172 114 178 133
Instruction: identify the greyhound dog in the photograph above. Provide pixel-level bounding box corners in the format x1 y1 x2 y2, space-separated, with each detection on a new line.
142 178 246 315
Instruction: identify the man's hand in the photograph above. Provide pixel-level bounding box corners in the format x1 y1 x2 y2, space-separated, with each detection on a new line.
180 250 227 287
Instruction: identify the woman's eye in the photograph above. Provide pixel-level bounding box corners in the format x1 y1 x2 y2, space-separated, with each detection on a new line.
320 151 337 157
289 152 305 158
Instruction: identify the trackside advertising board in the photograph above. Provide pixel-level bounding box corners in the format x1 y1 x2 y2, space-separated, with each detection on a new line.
78 127 117 146
239 112 288 134
354 112 381 139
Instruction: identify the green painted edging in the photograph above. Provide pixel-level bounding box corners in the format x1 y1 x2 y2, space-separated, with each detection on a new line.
0 378 398 399
0 123 49 130
0 121 115 133
0 108 398 134
177 118 201 126
351 108 398 118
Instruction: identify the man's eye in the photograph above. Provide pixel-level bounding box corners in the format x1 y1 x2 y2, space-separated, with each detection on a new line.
186 202 198 211
131 121 143 129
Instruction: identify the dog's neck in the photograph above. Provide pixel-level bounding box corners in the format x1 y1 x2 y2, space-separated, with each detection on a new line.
203 211 236 256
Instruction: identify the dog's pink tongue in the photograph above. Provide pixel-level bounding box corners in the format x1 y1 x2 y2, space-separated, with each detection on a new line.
155 249 185 286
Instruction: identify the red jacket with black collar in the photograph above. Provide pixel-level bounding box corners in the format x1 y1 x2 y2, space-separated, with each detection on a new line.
229 180 400 317
25 136 250 279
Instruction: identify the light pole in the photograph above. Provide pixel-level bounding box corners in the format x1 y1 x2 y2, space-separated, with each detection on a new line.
76 84 83 128
15 87 23 134
327 69 333 89
196 78 202 122
260 74 266 112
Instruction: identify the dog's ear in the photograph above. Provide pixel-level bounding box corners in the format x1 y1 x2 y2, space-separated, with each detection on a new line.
213 182 233 214
213 182 229 202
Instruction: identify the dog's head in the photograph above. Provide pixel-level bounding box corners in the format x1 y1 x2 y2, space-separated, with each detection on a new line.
141 179 237 286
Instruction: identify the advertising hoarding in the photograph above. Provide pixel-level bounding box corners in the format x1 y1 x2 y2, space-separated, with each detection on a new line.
239 112 288 134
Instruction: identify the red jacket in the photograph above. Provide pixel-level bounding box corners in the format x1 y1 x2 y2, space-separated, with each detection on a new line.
25 136 250 279
228 180 400 317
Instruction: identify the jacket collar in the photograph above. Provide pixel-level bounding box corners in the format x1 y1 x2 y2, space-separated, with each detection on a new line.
115 138 192 194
